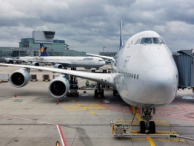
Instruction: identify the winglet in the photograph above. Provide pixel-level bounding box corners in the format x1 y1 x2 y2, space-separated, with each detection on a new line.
120 21 124 49
40 44 48 56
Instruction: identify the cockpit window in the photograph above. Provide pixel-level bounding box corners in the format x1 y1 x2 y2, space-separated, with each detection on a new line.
135 38 141 44
153 38 164 44
135 37 165 45
141 38 152 44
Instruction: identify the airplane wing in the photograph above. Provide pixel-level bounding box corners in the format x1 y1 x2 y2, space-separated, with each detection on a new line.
86 53 115 61
0 63 116 87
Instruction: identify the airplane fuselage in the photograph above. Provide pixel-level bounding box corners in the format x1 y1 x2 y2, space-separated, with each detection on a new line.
113 31 178 107
17 56 105 68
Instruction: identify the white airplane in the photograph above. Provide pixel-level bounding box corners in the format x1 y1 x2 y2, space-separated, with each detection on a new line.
4 44 106 70
0 30 178 134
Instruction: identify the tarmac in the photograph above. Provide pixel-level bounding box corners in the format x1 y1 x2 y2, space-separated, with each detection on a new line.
0 65 194 146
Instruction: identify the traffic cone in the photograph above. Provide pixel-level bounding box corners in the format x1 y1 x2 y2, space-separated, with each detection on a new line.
56 100 59 105
14 93 17 97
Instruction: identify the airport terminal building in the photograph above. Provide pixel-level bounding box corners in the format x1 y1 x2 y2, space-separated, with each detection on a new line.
0 31 86 57
99 52 117 57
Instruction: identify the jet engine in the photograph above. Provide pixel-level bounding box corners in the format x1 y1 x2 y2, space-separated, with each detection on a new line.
54 64 63 69
4 58 12 63
32 62 40 66
49 74 70 99
10 68 30 88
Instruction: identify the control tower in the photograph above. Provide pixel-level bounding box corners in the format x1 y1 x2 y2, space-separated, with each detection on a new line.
32 31 55 44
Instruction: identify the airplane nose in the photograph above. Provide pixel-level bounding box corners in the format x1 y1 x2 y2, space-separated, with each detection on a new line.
144 66 176 104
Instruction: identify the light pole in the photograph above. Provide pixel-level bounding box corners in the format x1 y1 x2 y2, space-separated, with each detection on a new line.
103 47 106 53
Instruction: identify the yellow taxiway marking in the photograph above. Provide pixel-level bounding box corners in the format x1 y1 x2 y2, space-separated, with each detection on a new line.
117 137 185 146
112 122 169 126
82 107 88 110
131 130 177 134
63 100 103 115
132 107 141 122
155 131 177 134
113 119 170 126
114 119 168 123
117 137 185 142
154 138 185 142
63 103 106 111
89 111 96 115
147 137 155 146
42 81 49 86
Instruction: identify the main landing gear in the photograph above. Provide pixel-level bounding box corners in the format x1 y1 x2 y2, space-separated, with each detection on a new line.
94 83 104 98
139 107 156 134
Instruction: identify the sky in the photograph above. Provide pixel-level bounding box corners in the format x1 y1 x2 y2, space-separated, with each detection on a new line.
0 0 194 54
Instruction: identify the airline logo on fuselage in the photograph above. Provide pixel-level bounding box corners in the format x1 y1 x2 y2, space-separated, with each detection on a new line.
83 58 93 61
40 46 44 53
123 56 130 67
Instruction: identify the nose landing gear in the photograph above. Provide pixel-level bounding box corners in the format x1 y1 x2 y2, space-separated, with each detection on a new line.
139 107 156 134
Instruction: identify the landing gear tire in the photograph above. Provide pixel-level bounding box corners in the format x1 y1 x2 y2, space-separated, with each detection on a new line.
113 89 117 96
149 121 155 134
101 90 104 98
94 90 98 97
139 121 146 134
140 107 156 134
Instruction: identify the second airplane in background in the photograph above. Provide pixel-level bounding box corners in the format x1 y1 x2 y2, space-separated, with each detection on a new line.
5 44 105 70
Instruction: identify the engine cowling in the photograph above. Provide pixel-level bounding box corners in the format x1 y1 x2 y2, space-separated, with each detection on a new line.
32 62 39 66
10 68 30 88
49 75 70 99
54 64 63 69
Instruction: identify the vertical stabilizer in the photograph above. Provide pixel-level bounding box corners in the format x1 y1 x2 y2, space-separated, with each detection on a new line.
120 21 124 49
40 44 48 56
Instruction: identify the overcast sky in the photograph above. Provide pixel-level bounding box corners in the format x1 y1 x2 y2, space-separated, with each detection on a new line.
0 0 194 53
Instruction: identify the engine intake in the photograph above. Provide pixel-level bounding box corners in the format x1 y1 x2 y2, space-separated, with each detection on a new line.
54 64 63 69
49 75 70 99
10 68 30 88
32 62 39 66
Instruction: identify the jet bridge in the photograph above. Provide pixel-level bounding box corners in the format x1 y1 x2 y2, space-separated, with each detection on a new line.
173 50 194 89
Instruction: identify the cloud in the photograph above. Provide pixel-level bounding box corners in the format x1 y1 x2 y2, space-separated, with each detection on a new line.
0 0 193 53
154 21 194 51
